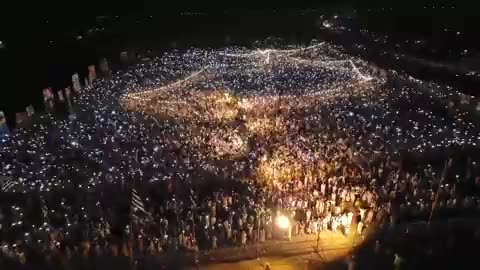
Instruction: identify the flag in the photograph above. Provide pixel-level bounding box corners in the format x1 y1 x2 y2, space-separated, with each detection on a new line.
72 73 81 92
1 176 15 192
42 88 50 101
40 198 49 220
131 188 149 217
26 105 35 116
43 88 54 110
88 65 97 84
441 158 452 181
57 89 65 102
47 88 54 99
0 111 6 124
0 111 9 137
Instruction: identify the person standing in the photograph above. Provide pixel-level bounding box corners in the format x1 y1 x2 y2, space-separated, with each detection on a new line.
347 255 356 270
211 235 217 250
241 230 247 249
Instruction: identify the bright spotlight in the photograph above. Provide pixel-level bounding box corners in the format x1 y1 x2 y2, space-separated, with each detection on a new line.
276 215 290 229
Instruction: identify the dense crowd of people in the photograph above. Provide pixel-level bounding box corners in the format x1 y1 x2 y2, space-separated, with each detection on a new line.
1 41 480 269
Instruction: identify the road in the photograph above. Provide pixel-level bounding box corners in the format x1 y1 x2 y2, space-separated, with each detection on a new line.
188 230 365 270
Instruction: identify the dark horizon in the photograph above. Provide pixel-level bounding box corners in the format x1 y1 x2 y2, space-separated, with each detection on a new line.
1 3 478 124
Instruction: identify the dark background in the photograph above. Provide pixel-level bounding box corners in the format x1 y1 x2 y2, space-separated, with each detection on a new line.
0 0 475 126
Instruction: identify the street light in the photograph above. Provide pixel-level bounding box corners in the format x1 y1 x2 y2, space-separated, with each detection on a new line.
275 215 292 242
275 215 290 230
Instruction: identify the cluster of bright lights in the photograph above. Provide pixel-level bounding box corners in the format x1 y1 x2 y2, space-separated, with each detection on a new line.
0 39 480 252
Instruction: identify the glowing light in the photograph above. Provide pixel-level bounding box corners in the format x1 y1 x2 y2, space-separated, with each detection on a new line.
276 215 290 229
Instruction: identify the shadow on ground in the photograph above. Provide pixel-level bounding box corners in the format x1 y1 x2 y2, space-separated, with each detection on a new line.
313 220 480 270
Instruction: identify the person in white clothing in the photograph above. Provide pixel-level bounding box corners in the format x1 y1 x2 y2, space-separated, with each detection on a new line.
212 235 217 250
241 230 247 248
357 221 364 235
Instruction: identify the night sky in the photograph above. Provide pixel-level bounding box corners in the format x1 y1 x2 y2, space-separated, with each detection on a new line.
0 0 474 125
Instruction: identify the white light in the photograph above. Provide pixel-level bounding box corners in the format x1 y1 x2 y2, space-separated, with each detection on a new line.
275 215 290 229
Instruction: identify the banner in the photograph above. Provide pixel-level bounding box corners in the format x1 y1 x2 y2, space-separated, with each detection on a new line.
26 105 35 116
88 65 97 84
72 73 82 92
0 111 10 137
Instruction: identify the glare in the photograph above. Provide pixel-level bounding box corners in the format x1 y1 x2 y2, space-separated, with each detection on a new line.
275 215 290 229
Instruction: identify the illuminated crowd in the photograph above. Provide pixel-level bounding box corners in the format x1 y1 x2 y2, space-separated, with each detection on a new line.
1 40 480 267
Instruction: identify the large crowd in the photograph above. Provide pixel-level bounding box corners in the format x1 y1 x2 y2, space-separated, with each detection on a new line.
1 40 480 268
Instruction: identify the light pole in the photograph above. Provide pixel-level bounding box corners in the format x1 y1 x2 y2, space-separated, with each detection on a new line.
256 209 261 260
